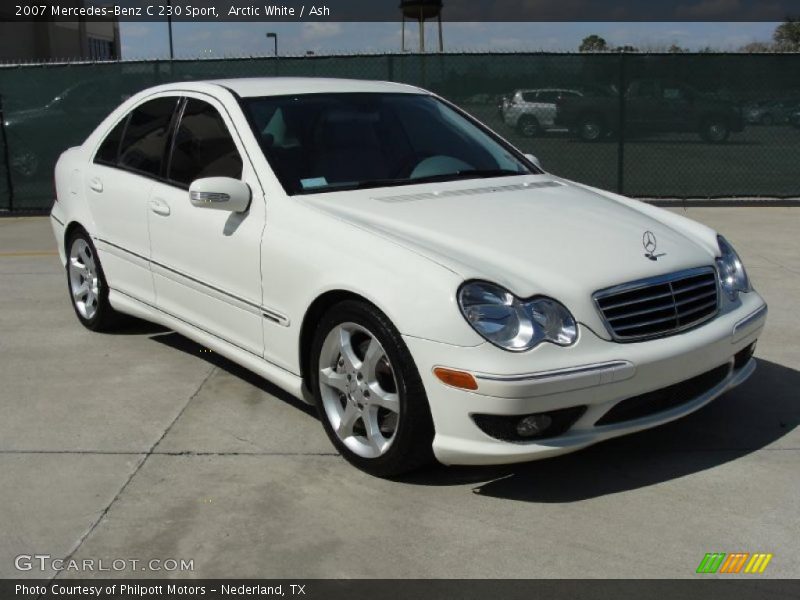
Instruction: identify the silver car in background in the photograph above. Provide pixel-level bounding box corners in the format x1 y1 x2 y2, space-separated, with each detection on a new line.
501 88 583 136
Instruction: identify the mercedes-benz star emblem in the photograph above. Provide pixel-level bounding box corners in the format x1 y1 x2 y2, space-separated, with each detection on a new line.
642 230 662 261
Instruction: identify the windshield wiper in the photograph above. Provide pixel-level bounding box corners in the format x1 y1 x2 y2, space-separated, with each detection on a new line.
450 169 524 179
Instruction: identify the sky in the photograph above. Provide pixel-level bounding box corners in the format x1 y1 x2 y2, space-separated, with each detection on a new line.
119 22 780 59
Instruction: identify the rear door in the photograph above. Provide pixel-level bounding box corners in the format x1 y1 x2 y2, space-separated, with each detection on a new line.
147 94 266 356
85 96 180 304
627 80 667 131
661 83 694 132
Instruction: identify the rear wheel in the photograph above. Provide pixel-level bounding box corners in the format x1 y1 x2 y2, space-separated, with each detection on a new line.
517 115 541 137
66 229 125 331
577 116 604 141
311 300 435 477
700 119 730 143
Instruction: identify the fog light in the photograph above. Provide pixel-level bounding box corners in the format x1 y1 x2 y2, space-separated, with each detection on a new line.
472 406 586 442
516 414 553 438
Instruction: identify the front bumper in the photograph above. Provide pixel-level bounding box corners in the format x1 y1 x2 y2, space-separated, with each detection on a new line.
404 291 767 466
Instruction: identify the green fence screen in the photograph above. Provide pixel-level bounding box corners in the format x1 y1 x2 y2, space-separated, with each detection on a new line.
1 52 799 210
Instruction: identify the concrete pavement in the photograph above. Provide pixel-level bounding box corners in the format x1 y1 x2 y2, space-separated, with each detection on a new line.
0 209 798 579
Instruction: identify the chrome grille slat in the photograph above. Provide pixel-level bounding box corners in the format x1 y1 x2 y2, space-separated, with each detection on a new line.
678 299 718 319
674 289 717 307
593 267 719 342
671 279 717 294
607 301 677 322
597 290 673 311
614 313 678 332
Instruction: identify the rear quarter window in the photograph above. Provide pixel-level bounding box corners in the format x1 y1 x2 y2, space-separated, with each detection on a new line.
117 97 179 178
94 117 128 166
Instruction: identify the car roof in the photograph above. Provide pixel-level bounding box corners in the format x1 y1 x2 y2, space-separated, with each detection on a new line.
515 88 577 93
141 77 425 98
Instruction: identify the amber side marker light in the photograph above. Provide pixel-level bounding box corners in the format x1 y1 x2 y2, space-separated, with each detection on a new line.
433 367 478 391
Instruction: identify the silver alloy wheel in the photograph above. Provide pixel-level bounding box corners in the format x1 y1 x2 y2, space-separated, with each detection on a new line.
581 121 600 140
318 322 400 459
68 238 100 320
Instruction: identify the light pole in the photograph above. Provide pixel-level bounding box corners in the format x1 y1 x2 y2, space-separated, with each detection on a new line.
266 32 278 57
167 0 174 59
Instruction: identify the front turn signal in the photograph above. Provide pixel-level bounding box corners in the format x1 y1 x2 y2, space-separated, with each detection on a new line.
433 367 478 391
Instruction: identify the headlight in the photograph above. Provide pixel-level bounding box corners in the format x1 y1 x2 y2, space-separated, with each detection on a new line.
458 281 577 352
716 235 751 300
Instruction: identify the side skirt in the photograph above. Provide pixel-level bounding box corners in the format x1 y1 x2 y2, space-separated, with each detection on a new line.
108 288 311 404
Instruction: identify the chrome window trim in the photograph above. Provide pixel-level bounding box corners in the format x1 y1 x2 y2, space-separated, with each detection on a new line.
593 266 720 343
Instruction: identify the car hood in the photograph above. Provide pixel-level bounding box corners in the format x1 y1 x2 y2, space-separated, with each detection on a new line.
301 175 719 330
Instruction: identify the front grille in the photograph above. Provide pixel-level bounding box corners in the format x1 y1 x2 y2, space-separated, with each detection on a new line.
595 364 730 426
594 267 719 342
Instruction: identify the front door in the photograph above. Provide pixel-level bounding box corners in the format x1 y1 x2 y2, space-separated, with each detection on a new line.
147 95 266 356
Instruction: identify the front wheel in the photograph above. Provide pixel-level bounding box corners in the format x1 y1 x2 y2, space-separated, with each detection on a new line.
311 300 435 477
700 120 730 143
66 229 125 331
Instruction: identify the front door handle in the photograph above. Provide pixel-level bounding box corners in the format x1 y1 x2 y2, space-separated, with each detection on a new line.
149 198 171 216
89 178 103 193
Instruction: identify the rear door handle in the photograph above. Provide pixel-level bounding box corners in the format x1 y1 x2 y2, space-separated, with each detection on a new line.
149 198 171 216
89 178 103 193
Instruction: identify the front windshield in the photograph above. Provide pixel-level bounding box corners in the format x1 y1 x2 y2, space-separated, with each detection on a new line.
242 92 536 195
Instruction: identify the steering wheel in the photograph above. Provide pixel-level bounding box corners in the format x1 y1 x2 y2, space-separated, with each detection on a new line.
390 153 432 179
408 155 475 179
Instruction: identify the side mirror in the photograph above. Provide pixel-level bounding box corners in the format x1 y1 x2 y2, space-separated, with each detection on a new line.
189 177 251 213
525 153 543 170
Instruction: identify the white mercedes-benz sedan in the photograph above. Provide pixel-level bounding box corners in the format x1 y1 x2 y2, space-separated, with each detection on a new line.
50 77 767 476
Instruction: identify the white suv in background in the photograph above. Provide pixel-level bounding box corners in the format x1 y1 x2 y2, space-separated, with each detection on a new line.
502 88 583 136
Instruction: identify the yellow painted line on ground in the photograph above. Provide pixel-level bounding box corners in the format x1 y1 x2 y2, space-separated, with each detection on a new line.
0 250 58 257
0 216 50 224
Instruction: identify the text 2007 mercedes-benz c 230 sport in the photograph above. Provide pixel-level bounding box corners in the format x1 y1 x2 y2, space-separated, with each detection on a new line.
50 78 767 476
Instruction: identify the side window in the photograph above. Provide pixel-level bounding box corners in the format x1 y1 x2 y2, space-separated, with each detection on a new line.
94 117 128 166
537 91 559 103
118 97 178 178
168 98 243 186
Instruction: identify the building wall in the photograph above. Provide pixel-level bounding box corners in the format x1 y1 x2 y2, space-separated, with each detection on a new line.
0 15 119 62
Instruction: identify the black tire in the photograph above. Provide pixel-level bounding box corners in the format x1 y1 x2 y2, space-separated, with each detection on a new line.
65 228 126 332
517 115 541 137
310 300 435 477
699 119 730 143
577 115 604 142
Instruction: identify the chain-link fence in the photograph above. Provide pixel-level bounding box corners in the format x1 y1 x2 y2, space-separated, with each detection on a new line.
1 52 799 210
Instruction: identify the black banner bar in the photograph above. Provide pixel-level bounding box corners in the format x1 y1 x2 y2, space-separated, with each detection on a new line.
1 0 798 23
3 580 800 600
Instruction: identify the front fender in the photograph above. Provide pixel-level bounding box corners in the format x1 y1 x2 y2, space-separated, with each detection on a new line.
258 200 484 374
